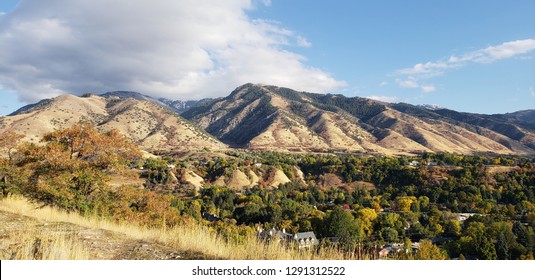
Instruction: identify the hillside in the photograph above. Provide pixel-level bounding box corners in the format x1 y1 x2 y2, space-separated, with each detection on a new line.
182 83 535 155
0 93 226 151
2 84 534 155
0 196 353 260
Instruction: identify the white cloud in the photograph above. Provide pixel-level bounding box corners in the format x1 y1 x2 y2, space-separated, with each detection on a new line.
0 0 345 103
468 39 535 63
397 77 419 89
530 87 535 98
395 39 535 93
261 0 272 6
397 39 535 78
296 36 312 48
420 85 436 93
396 77 435 93
366 95 401 103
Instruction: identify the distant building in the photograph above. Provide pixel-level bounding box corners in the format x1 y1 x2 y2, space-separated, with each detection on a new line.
257 227 319 249
408 161 420 166
201 212 221 222
294 232 319 249
377 247 392 258
430 237 454 245
454 213 481 222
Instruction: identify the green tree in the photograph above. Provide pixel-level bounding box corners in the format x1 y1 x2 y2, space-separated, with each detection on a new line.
496 231 511 260
444 219 462 237
322 206 363 248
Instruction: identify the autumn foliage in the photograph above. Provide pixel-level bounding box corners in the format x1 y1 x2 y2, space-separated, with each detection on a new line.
0 122 184 228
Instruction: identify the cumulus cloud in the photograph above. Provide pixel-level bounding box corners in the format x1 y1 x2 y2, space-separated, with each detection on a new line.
0 0 345 103
395 39 535 93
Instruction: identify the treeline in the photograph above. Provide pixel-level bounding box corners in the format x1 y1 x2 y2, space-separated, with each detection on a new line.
186 151 535 259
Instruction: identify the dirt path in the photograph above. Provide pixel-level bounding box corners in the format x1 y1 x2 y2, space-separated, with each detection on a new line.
0 210 204 260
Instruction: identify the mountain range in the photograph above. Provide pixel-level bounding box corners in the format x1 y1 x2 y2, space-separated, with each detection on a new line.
0 92 224 150
1 83 534 155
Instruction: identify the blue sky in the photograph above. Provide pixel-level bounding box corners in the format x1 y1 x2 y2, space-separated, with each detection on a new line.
0 0 534 116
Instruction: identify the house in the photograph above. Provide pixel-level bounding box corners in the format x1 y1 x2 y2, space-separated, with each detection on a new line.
258 227 292 243
293 232 319 249
431 237 454 245
258 227 319 249
201 212 221 222
454 213 481 222
377 247 392 258
408 160 420 166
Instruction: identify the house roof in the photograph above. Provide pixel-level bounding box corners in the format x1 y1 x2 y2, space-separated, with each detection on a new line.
294 232 319 244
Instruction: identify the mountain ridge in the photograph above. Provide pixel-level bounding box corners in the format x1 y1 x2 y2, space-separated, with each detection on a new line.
182 83 535 155
0 93 225 151
2 83 534 155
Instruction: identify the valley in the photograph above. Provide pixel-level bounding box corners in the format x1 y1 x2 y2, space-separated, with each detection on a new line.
1 84 534 260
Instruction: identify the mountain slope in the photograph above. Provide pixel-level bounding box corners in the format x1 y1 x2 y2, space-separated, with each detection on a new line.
2 84 534 155
0 94 226 151
182 84 379 152
182 83 535 155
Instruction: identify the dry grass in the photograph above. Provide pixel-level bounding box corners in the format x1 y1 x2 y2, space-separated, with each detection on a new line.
0 195 357 260
0 225 90 260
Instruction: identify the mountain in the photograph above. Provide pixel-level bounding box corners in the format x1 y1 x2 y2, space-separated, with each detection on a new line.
158 98 218 114
2 84 534 155
497 110 535 128
0 93 226 151
182 83 535 155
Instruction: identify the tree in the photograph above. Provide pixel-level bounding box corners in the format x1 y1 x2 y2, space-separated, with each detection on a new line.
418 196 430 211
14 123 141 212
357 208 377 236
444 219 462 237
394 196 416 212
414 240 447 260
322 206 363 248
496 231 511 260
0 131 24 164
0 131 25 196
513 221 532 251
43 122 140 169
478 236 497 260
379 227 398 243
186 200 202 220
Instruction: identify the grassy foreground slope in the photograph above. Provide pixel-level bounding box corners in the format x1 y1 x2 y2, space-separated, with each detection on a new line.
0 195 357 260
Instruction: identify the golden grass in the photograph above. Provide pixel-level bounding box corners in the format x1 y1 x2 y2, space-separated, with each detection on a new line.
0 195 358 260
0 225 90 260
